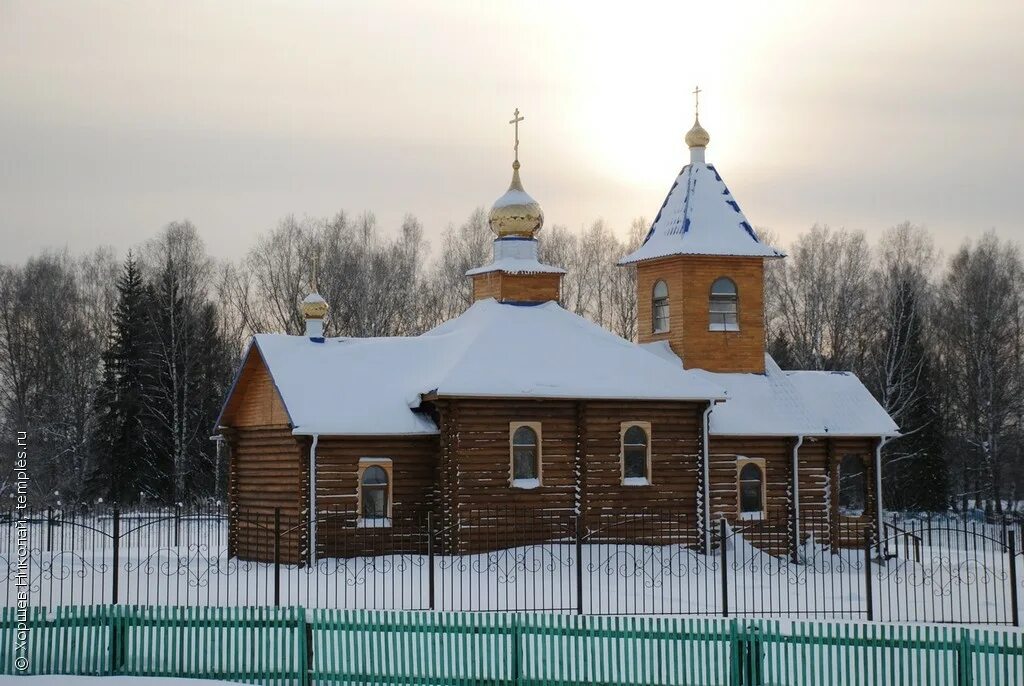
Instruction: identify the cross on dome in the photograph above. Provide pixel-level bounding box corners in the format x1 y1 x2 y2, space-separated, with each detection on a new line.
685 85 710 149
488 107 544 238
509 108 524 164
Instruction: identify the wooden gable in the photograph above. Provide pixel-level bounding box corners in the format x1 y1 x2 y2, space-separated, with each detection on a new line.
219 345 292 429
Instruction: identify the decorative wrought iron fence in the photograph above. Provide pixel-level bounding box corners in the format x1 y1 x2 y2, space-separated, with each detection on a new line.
2 506 1021 625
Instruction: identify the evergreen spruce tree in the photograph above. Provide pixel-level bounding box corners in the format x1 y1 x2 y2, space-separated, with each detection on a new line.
877 274 948 511
88 254 152 504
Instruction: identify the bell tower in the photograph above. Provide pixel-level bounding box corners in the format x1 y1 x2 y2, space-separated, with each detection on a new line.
620 90 784 374
468 108 565 304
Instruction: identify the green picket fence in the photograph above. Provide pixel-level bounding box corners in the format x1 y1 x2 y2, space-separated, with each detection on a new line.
1 606 1022 685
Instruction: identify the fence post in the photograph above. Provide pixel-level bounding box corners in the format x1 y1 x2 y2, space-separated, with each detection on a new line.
109 607 127 674
174 504 181 547
46 507 53 552
111 508 120 605
864 529 874 622
1008 531 1019 627
575 514 584 615
720 518 729 618
512 614 522 685
427 512 435 611
731 621 764 686
303 614 314 686
957 629 973 686
273 508 281 607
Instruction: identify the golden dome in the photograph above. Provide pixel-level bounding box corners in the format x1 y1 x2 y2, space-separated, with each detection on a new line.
685 116 710 148
301 292 328 319
488 161 544 238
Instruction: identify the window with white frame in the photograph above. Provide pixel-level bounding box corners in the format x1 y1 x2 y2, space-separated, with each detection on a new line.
357 458 393 525
709 277 739 331
737 458 766 519
510 422 542 488
621 422 651 485
652 280 670 333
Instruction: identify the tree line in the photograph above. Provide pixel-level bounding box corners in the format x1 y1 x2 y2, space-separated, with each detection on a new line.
1 212 1021 516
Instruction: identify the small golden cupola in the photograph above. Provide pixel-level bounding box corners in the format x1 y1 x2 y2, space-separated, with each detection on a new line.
488 108 544 238
301 261 329 339
467 108 564 304
302 292 328 339
488 164 544 238
684 85 711 163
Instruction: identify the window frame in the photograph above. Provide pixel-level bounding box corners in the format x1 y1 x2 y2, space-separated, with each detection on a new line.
620 421 653 486
509 421 543 489
357 457 393 526
837 454 868 518
652 280 670 333
736 457 767 520
709 277 740 332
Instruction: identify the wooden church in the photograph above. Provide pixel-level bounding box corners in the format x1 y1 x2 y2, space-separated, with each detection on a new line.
215 109 898 563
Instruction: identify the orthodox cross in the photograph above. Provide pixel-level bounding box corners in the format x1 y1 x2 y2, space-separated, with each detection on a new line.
692 86 702 118
311 254 319 293
509 108 524 162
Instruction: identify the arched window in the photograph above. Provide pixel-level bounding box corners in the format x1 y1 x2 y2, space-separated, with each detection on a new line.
621 423 651 484
360 465 390 520
738 460 765 519
510 423 541 486
838 455 867 516
709 277 738 331
652 280 670 333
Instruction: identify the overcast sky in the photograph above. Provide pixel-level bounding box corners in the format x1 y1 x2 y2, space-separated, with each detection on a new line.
1 1 1022 263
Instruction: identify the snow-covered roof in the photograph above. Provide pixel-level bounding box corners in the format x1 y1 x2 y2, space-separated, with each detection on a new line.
233 299 728 436
422 299 724 402
686 355 899 437
248 333 442 436
465 257 565 276
466 237 566 276
619 162 784 264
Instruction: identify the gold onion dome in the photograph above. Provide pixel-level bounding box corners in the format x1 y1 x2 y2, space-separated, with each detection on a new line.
488 160 544 238
301 292 329 319
685 116 710 148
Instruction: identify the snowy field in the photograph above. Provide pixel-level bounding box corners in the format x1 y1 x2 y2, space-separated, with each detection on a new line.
4 512 1021 625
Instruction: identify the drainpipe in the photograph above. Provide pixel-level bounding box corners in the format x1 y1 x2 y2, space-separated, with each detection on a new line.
308 433 319 567
702 402 714 555
874 435 893 559
791 435 805 562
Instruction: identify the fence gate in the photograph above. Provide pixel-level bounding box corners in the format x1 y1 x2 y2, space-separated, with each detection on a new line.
875 523 1020 626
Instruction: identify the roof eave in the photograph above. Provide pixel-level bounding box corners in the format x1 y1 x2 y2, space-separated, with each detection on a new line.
428 391 728 403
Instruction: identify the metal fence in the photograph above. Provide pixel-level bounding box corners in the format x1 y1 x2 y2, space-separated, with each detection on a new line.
3 506 1021 625
3 606 1023 685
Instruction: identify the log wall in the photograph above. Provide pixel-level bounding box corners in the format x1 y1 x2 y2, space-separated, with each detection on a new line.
226 426 306 564
437 397 707 551
471 271 562 303
314 434 439 557
707 435 878 553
